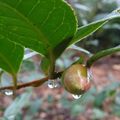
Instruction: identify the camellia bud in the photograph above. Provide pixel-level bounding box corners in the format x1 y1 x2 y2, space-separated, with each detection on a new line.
62 64 91 95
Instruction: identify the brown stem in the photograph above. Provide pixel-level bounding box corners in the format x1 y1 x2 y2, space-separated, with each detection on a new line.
0 77 48 91
0 72 62 91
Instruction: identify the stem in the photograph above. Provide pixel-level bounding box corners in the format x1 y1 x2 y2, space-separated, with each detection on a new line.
12 75 17 88
48 48 56 79
0 70 4 85
0 72 62 91
12 75 18 97
0 77 48 91
87 46 120 68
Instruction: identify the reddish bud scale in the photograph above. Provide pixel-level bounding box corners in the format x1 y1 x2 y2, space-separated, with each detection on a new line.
62 64 91 95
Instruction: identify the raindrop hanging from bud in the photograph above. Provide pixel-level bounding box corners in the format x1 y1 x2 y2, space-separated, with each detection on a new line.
72 94 82 99
3 90 13 96
48 79 58 89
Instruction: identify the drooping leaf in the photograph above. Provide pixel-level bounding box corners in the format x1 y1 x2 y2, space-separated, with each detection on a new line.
0 38 24 75
0 0 77 57
70 7 120 45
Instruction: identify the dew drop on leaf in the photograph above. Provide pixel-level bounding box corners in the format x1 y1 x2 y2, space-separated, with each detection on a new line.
72 94 82 99
48 80 58 89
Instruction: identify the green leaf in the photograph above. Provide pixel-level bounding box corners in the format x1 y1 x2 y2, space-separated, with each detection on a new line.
87 46 120 67
71 20 107 45
0 0 77 57
0 38 24 75
70 8 120 45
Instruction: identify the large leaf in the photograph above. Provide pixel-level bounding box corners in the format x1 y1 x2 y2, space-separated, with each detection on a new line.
0 38 24 75
0 0 77 57
70 8 120 45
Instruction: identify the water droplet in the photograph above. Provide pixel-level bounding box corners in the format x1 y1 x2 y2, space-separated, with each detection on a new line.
4 90 13 96
48 80 58 89
72 94 82 99
8 115 15 120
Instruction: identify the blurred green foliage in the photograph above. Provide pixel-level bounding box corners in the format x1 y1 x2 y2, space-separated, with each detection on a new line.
69 0 120 53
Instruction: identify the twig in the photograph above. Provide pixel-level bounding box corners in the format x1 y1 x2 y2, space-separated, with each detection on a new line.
0 77 48 91
0 72 62 91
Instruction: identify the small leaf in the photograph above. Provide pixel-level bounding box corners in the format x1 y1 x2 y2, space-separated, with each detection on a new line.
71 20 107 45
87 46 120 67
70 7 120 45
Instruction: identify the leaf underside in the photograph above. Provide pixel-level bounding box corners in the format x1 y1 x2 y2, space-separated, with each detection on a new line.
0 0 119 76
0 0 77 75
0 38 24 74
0 0 77 56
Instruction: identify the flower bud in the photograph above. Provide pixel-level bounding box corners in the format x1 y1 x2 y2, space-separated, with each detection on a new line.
62 64 91 95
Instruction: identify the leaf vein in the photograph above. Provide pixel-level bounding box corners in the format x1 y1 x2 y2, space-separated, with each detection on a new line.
27 0 41 17
41 0 56 26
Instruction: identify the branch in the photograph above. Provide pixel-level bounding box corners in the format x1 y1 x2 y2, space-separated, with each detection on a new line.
0 77 48 91
0 72 62 91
